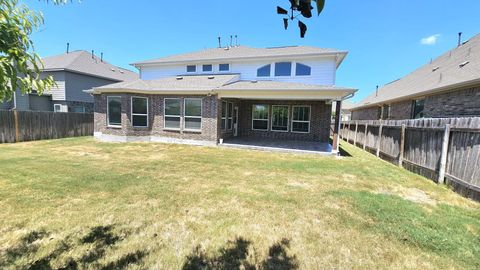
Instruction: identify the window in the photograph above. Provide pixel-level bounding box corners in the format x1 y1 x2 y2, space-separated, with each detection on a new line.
412 99 425 119
227 102 233 130
271 105 289 132
72 106 85 113
257 64 271 77
164 98 181 129
221 101 227 130
131 97 148 127
184 98 202 131
275 62 292 76
219 64 230 72
296 63 311 76
202 64 213 72
187 65 196 73
252 105 269 131
382 104 391 120
107 96 121 126
291 106 310 133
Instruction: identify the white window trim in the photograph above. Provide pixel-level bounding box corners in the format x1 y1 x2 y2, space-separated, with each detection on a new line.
219 63 231 73
107 96 122 127
271 105 290 133
164 98 181 130
221 101 227 130
131 96 149 128
227 102 234 130
184 98 203 132
252 104 269 131
256 63 273 78
295 62 312 76
274 61 293 77
291 105 311 134
202 64 213 73
186 65 197 73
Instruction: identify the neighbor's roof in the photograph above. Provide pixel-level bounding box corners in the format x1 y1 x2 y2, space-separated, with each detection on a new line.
91 74 240 93
40 51 138 82
219 80 356 92
132 45 347 67
353 33 480 110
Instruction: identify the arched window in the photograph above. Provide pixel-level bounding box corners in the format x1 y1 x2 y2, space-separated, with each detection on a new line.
257 64 271 77
296 63 311 76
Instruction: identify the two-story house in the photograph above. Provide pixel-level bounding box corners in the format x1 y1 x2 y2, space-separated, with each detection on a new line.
87 45 356 153
0 50 138 113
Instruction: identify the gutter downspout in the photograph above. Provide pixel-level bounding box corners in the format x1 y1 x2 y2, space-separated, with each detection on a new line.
11 91 17 111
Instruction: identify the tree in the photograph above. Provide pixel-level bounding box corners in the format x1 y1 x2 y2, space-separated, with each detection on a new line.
277 0 326 38
0 0 68 103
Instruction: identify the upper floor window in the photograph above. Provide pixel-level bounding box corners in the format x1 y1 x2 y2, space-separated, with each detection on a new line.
257 64 271 77
412 99 425 119
296 63 311 76
202 64 213 72
186 65 196 73
275 62 292 76
219 64 230 72
131 97 148 127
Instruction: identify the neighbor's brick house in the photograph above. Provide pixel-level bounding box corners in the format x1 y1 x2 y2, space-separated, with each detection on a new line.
86 45 356 153
351 33 480 120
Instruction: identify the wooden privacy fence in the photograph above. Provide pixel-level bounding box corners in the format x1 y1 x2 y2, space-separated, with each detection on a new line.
0 110 94 143
340 117 480 201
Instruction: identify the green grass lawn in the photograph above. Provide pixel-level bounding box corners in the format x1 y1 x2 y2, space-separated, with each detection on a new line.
0 137 479 270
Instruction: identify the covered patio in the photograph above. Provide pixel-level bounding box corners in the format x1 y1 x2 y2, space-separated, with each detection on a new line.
220 137 333 155
215 80 356 154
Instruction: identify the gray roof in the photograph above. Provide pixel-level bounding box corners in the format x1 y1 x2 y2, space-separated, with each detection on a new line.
89 74 356 99
132 45 347 66
353 33 480 109
41 51 138 82
219 80 356 92
94 74 239 92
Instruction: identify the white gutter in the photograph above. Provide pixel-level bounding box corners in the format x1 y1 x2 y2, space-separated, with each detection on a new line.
11 91 17 110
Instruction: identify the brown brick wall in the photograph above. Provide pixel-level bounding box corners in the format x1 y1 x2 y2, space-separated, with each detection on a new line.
352 84 480 120
424 86 480 117
351 106 381 120
390 100 412 119
224 100 331 142
94 94 218 141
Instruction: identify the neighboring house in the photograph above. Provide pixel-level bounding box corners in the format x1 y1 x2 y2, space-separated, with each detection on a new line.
351 33 480 120
0 51 138 113
87 45 356 152
332 100 353 121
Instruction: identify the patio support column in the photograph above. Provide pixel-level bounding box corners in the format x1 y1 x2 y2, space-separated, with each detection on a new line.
332 100 342 152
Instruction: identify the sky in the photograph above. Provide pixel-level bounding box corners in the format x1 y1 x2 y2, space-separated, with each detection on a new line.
24 0 480 102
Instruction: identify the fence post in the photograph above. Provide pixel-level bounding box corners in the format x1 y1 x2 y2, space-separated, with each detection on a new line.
438 124 451 185
353 121 358 146
376 121 383 157
398 124 406 167
13 110 20 143
347 122 351 143
363 123 368 150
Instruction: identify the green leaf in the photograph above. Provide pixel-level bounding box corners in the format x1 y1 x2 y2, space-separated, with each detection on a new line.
314 0 325 15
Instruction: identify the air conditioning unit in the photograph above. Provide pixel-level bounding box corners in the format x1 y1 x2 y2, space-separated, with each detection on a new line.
54 104 68 112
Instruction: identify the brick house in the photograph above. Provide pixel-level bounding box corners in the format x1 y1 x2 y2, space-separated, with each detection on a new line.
86 45 356 153
351 33 480 120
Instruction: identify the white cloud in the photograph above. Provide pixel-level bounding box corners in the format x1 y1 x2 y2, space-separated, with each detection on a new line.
421 34 440 45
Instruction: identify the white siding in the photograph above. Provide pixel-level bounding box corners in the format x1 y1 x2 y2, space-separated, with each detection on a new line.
42 71 66 101
140 56 337 86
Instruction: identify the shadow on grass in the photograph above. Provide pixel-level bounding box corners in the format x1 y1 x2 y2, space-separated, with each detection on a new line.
182 237 298 270
1 225 147 270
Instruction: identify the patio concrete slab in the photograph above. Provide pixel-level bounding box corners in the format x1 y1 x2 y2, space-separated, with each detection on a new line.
220 138 334 155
